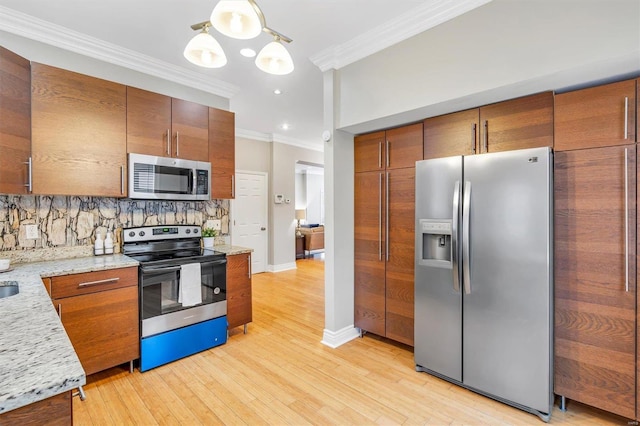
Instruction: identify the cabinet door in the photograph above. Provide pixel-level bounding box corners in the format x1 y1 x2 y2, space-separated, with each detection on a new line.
385 122 423 169
385 167 414 346
209 107 235 199
555 79 637 151
354 171 386 336
31 63 126 197
227 253 252 329
354 131 385 173
479 92 553 153
424 109 479 159
171 98 209 162
0 46 31 194
555 145 636 419
126 87 172 156
54 285 139 376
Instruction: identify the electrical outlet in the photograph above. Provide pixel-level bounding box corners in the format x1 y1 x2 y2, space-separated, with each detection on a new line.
210 220 221 231
25 224 39 239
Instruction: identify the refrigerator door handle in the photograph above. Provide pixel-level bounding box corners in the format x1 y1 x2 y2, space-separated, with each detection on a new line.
452 180 461 293
462 180 472 294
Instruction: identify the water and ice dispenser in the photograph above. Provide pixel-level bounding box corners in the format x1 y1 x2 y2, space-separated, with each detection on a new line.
418 219 452 268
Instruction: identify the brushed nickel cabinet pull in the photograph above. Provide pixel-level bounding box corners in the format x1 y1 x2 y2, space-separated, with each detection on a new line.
624 148 629 292
378 173 382 261
624 97 629 140
248 254 251 278
176 131 180 157
386 140 390 168
23 157 32 193
386 171 390 262
231 174 235 198
378 141 382 169
166 129 171 155
483 120 488 153
58 303 62 320
78 277 120 288
120 165 125 195
471 124 477 154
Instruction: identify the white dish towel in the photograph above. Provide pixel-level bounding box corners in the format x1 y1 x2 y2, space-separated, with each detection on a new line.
179 263 202 307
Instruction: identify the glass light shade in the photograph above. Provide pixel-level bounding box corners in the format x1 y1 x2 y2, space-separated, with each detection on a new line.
255 40 294 75
183 31 227 68
210 0 263 40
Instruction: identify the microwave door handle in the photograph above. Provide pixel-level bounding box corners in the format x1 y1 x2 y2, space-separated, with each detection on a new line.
190 170 196 195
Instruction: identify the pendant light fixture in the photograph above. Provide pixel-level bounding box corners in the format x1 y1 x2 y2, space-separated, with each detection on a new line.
185 0 294 75
183 23 227 68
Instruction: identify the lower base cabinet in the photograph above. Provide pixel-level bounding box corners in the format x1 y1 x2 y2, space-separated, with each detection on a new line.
227 253 253 331
0 391 72 426
46 267 139 376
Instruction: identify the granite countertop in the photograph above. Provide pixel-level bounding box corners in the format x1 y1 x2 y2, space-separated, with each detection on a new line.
0 254 138 415
210 245 253 255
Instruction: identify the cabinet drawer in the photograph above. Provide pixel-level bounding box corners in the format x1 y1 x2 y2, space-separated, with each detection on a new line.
50 267 137 299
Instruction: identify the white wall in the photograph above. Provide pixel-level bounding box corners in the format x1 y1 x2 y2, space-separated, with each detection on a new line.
305 174 324 225
337 0 640 135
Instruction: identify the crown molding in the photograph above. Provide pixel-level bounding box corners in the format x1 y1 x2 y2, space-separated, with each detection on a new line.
236 128 324 152
310 0 493 72
0 5 239 99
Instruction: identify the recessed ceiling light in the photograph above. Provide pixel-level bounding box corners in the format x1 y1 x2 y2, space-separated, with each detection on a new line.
240 48 256 58
274 89 282 95
282 123 290 130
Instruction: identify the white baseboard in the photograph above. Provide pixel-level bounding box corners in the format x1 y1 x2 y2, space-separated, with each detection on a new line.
267 262 297 272
321 325 361 348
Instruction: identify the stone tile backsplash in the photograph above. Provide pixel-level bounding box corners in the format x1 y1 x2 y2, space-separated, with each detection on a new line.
0 195 229 263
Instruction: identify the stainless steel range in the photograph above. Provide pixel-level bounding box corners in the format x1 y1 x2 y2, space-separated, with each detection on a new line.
123 225 227 372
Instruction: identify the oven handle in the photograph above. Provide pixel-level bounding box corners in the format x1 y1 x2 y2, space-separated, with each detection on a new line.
140 265 182 273
200 259 227 267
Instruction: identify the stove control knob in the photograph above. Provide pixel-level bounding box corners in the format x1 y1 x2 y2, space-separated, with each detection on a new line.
185 229 191 234
139 231 145 237
128 231 135 237
193 228 199 234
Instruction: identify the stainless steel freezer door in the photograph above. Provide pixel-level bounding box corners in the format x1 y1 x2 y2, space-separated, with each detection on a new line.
414 156 463 382
461 147 552 414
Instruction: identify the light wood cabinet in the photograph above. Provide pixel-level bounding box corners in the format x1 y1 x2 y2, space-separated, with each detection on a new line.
48 267 139 376
209 107 236 199
227 253 252 331
555 79 637 151
126 87 209 162
354 123 421 346
31 63 127 197
554 145 637 419
423 92 553 159
0 46 31 194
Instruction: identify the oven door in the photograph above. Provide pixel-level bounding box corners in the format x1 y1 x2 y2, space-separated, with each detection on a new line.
139 258 227 338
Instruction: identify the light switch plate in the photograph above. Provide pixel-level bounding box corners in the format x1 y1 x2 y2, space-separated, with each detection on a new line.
25 224 38 239
206 219 221 230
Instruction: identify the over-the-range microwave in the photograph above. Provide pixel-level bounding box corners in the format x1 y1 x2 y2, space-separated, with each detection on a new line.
128 153 211 201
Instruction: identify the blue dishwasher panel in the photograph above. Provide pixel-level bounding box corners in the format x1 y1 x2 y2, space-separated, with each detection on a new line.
140 316 227 372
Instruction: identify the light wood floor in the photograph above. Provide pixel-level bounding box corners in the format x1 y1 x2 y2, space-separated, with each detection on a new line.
74 257 627 425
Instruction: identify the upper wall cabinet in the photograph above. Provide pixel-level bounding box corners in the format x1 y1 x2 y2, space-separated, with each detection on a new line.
555 79 637 151
127 87 209 162
423 92 553 159
31 63 127 197
209 107 235 199
354 123 423 172
478 91 554 154
0 46 31 194
424 109 479 159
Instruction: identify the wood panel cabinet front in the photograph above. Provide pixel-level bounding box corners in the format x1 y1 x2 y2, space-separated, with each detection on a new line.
126 87 209 162
0 391 72 426
0 46 31 194
354 131 385 173
31 63 127 197
555 79 637 151
385 123 424 169
385 167 415 346
479 91 554 153
354 171 386 337
227 253 252 330
423 109 479 159
209 107 236 199
50 267 139 376
554 145 636 419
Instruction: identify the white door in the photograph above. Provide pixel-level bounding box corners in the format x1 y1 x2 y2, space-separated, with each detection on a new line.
231 172 268 273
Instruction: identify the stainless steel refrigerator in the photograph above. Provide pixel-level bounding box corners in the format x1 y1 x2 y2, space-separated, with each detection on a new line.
414 147 553 421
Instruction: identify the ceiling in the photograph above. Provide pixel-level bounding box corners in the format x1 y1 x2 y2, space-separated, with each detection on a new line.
0 0 492 151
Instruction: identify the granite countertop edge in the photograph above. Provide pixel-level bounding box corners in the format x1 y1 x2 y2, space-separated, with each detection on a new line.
0 254 138 414
211 245 253 255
